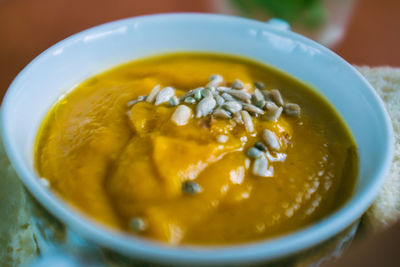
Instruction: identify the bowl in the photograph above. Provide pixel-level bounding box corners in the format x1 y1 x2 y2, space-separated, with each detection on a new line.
0 13 393 266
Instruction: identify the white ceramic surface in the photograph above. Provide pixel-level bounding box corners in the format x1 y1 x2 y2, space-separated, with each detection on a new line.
0 14 393 265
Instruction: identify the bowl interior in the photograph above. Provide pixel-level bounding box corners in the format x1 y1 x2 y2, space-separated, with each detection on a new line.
0 14 393 265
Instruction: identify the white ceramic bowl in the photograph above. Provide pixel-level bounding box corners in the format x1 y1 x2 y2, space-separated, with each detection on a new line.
0 14 393 266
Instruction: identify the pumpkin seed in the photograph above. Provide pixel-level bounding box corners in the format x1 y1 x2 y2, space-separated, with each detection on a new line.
284 103 301 117
262 129 280 151
184 97 196 104
246 147 263 158
182 180 202 195
217 134 229 143
155 86 175 105
254 81 266 89
196 95 216 118
169 96 180 106
231 79 244 90
213 107 231 119
171 105 192 126
255 141 268 152
222 101 242 113
240 110 254 133
254 88 265 102
242 103 264 115
130 217 147 232
269 89 284 106
207 74 223 87
146 84 161 103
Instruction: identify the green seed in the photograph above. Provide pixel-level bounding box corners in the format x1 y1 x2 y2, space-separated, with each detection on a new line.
130 217 147 232
182 181 202 195
184 97 196 104
169 96 179 106
246 147 264 158
194 89 203 101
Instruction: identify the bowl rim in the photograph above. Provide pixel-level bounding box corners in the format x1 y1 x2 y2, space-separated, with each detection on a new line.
0 13 394 265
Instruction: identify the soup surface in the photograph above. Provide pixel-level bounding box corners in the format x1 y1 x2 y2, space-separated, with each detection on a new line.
35 53 358 245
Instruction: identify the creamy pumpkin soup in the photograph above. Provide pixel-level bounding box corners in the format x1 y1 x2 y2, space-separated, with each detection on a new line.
35 53 357 245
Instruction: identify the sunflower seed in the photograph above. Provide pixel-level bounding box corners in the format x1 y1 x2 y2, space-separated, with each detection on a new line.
242 103 264 115
217 134 229 143
254 81 266 90
222 101 242 113
269 89 284 106
255 141 268 152
263 105 283 121
255 100 266 109
130 217 148 232
262 129 280 151
169 96 180 106
196 95 216 118
194 88 203 101
182 181 202 195
231 79 244 90
246 147 263 158
180 88 200 100
213 107 231 119
184 97 196 104
221 92 235 102
254 88 265 102
284 103 301 117
155 86 175 105
201 88 213 98
252 155 273 177
171 105 192 126
207 74 223 87
240 110 254 133
226 89 251 103
214 95 225 106
146 84 161 103
233 112 243 124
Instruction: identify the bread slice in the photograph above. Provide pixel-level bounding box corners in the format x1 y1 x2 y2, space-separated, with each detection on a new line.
356 66 400 232
0 139 37 266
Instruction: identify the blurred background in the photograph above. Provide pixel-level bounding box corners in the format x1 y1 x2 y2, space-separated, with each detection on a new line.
0 0 399 94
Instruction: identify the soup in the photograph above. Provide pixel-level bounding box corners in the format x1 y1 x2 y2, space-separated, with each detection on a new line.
35 53 358 245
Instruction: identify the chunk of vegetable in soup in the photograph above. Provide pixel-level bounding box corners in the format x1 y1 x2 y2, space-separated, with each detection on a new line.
35 53 358 245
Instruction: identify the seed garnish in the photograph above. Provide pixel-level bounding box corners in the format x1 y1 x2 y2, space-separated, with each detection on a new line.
171 105 192 126
155 87 175 105
284 103 301 117
240 110 254 133
146 84 161 103
231 79 245 90
182 181 202 195
184 97 196 104
262 129 280 151
196 95 216 118
130 217 148 232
